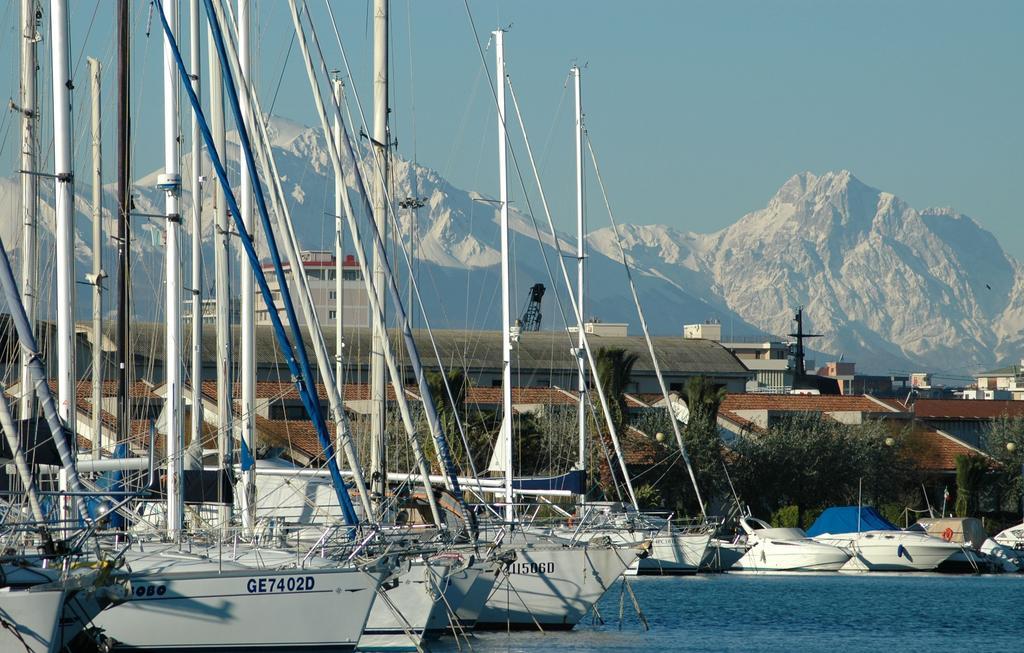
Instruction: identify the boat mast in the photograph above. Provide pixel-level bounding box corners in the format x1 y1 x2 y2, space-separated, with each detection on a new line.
17 0 39 421
209 1 233 528
370 0 389 515
189 0 203 478
162 0 184 539
572 64 586 480
333 77 345 470
115 0 131 471
237 0 256 534
89 57 103 459
51 0 76 460
494 28 514 523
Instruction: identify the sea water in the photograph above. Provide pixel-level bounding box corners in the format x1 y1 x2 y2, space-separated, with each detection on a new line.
437 573 1024 652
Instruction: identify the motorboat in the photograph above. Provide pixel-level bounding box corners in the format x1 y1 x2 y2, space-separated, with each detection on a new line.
729 517 850 572
807 507 961 572
912 517 1021 573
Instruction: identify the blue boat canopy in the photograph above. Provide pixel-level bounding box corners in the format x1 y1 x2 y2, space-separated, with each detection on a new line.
805 506 900 536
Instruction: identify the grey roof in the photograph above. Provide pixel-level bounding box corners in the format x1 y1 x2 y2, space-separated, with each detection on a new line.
94 322 750 377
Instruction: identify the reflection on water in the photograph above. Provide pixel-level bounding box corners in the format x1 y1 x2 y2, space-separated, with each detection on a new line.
436 573 1024 652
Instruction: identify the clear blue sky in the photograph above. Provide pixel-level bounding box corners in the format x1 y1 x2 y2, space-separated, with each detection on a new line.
1 0 1021 249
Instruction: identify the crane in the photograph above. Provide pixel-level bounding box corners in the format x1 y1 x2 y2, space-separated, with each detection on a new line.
520 283 545 332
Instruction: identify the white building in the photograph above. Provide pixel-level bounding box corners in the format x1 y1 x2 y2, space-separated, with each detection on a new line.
684 322 792 391
255 251 369 328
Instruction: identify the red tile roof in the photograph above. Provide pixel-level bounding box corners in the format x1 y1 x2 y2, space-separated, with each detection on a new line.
912 399 1024 420
720 393 894 413
902 424 987 472
464 386 577 407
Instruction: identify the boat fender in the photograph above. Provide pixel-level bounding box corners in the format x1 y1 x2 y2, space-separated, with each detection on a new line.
942 528 954 542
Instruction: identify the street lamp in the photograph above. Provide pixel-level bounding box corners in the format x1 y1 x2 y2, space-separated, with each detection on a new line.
884 437 895 448
399 196 426 326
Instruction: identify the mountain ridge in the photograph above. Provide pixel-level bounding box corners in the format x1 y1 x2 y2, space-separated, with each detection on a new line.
2 117 1018 376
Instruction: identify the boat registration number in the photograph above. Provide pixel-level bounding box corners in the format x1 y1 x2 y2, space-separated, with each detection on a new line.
508 562 555 575
246 575 316 593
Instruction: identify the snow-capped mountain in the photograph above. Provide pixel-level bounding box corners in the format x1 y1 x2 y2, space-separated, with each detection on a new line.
589 171 1024 373
3 118 1018 374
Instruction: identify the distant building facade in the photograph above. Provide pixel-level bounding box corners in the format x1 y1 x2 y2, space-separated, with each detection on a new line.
255 251 369 329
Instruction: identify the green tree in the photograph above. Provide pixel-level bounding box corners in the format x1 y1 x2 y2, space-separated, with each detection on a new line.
729 413 917 524
593 347 638 437
590 347 639 496
680 376 728 509
982 415 1024 515
954 454 991 517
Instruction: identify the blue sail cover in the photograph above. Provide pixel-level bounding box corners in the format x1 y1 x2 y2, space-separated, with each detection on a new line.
805 506 900 536
512 470 586 495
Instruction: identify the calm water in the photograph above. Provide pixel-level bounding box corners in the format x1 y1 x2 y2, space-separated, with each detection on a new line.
436 574 1024 652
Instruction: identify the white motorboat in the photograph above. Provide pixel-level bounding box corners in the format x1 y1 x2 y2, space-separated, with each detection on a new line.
730 517 850 572
814 530 961 572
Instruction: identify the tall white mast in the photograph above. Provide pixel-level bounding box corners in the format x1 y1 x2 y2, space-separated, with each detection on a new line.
370 0 389 514
237 0 256 533
209 13 233 528
572 64 586 476
89 57 103 459
333 78 345 470
18 0 39 420
494 29 514 523
50 0 75 442
162 0 184 539
189 0 203 473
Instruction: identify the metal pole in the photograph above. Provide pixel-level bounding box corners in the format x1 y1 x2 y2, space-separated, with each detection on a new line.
370 0 389 514
189 0 204 478
494 29 514 523
18 0 39 421
116 0 131 465
332 78 345 471
162 0 184 539
0 232 91 521
237 0 256 534
50 0 75 444
573 64 586 479
208 4 233 529
89 57 104 459
0 383 44 522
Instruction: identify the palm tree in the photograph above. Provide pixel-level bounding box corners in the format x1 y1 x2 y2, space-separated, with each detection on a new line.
594 347 639 437
680 375 728 508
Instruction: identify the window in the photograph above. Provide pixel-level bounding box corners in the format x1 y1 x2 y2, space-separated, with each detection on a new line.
328 310 337 320
329 291 337 300
343 269 360 281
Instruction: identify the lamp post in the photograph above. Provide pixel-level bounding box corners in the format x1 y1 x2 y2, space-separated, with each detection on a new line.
399 196 426 327
1007 441 1023 520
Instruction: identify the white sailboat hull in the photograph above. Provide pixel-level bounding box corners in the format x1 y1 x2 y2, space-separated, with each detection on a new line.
626 531 711 575
0 564 128 652
357 559 458 652
95 565 381 650
0 587 69 652
476 544 635 630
